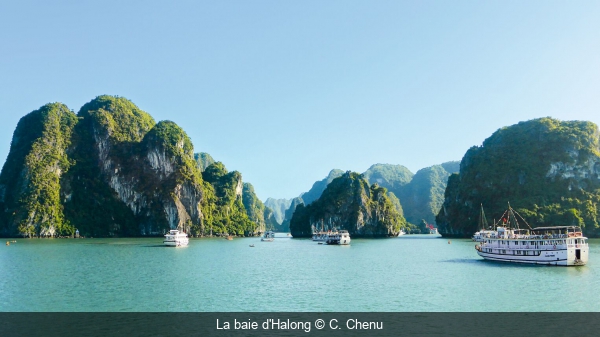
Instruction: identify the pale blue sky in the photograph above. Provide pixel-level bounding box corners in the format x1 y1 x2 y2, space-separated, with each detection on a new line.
1 1 599 201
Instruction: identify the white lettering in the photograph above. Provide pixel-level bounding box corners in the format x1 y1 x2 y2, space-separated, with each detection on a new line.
216 319 230 330
346 319 383 330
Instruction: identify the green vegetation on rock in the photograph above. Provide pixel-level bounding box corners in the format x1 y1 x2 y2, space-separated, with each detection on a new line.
0 103 78 237
362 164 414 192
242 182 267 233
290 172 407 237
194 152 215 172
0 96 265 238
436 118 600 237
78 95 155 143
201 162 258 236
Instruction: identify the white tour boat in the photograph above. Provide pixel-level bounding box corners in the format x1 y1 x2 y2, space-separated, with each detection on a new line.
312 231 328 241
261 231 275 242
325 230 351 245
397 229 406 236
312 224 330 241
475 205 589 266
472 229 495 242
163 229 189 247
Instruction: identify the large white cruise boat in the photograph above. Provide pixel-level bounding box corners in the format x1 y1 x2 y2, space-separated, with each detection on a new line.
325 230 351 245
475 205 589 266
163 230 189 247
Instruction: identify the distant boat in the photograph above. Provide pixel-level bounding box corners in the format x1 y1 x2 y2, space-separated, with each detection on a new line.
163 230 189 247
261 231 275 242
226 235 233 240
397 229 406 236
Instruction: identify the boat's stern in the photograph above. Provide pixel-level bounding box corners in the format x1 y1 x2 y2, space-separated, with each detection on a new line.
567 239 589 266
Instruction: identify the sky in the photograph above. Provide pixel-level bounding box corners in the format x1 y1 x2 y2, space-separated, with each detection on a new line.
1 1 600 201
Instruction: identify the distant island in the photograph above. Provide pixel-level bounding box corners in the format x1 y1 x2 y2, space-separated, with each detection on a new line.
289 171 407 237
268 162 459 234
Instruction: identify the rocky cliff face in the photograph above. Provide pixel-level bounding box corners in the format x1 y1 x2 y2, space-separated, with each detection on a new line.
242 182 266 233
436 118 600 237
264 198 291 224
290 172 407 237
396 164 457 226
1 96 262 237
62 96 206 236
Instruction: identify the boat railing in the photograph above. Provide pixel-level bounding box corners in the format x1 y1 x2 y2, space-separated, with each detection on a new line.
567 243 588 249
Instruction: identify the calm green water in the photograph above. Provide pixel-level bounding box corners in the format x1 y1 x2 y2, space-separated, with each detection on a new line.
1 234 599 312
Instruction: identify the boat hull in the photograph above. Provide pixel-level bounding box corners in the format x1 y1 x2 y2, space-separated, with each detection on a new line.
325 237 351 245
163 239 189 247
476 248 588 266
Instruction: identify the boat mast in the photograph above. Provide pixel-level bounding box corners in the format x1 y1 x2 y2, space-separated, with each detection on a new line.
506 202 521 230
479 204 488 230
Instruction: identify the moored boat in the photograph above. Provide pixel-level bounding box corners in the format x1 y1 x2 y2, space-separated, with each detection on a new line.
312 231 329 241
475 205 589 266
325 230 351 245
261 231 275 242
163 230 189 247
472 229 495 242
311 224 330 241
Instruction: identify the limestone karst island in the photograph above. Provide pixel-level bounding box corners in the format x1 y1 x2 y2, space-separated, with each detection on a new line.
1 95 600 240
